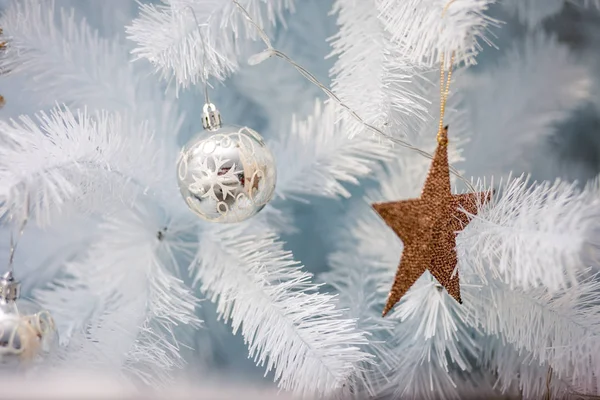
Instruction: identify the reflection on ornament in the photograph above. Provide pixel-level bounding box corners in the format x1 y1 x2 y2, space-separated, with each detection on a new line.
177 104 277 223
0 272 57 367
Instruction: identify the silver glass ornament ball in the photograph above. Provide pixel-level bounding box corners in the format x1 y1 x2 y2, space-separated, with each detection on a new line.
0 272 57 367
177 104 277 223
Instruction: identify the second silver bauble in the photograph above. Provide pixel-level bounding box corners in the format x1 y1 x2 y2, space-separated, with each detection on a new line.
0 272 58 369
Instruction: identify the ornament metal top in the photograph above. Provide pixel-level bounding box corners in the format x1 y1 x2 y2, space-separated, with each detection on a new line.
177 103 277 223
0 271 57 367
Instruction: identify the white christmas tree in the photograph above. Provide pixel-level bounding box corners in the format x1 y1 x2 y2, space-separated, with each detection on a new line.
0 0 600 399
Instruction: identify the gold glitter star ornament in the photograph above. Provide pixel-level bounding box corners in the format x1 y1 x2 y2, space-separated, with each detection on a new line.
373 127 491 317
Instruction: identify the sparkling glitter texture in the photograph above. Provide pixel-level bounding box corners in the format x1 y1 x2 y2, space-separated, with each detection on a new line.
373 127 491 316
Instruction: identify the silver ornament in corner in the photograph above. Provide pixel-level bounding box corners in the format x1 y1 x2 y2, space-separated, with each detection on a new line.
0 271 58 367
177 103 277 223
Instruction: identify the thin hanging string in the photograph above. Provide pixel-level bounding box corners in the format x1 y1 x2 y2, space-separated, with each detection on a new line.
437 51 455 145
438 0 456 144
186 6 211 105
7 196 29 275
231 0 477 193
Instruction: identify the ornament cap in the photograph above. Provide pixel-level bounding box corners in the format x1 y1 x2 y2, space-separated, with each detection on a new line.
0 271 20 303
202 103 222 131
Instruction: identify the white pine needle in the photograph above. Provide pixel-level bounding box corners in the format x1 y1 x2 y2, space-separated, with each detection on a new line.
190 225 371 397
460 177 600 292
35 209 200 384
329 0 429 138
461 268 600 395
126 0 294 91
384 279 477 400
324 234 398 396
273 100 391 202
375 0 499 67
370 72 469 204
479 336 571 399
0 107 168 225
0 0 182 136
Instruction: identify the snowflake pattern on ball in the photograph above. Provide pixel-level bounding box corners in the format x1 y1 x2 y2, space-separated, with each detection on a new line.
188 155 244 202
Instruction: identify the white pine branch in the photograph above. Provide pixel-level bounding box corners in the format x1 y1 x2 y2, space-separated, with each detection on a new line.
329 0 429 139
323 225 398 396
460 177 600 292
461 31 592 179
190 224 371 397
0 0 182 137
273 99 391 202
0 107 168 225
461 267 600 396
382 280 477 400
126 0 293 91
479 335 572 399
0 0 121 108
454 178 600 395
35 209 200 384
375 0 498 67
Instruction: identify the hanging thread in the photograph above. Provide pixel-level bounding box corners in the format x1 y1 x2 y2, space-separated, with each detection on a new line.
437 51 455 146
7 196 29 274
185 6 222 130
185 6 211 105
